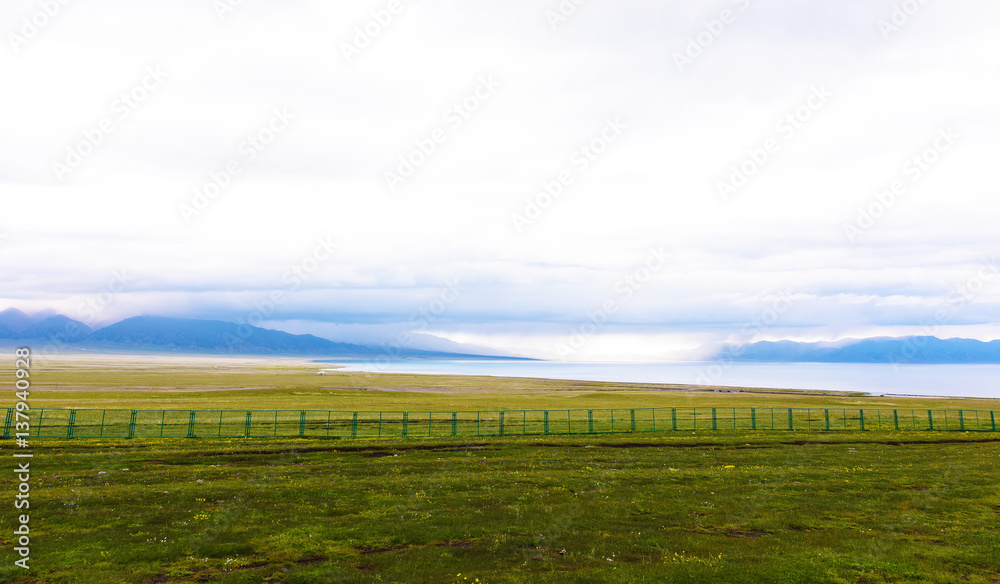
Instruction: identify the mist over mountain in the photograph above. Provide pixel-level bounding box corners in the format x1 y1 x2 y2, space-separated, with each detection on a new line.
0 310 521 359
3 307 999 363
717 337 1000 364
0 308 37 334
85 316 373 355
18 315 93 342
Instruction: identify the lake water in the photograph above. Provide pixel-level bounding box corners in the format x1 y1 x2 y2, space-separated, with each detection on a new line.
318 360 1000 399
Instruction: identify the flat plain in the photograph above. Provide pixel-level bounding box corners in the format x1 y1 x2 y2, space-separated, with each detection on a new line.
2 353 998 583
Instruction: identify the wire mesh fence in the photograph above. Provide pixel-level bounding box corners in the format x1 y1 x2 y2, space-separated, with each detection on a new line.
4 406 998 440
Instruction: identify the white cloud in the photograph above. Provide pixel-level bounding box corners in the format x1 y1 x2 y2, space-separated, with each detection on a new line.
2 0 999 359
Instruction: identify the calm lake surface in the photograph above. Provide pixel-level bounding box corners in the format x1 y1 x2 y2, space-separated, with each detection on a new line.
320 360 1000 399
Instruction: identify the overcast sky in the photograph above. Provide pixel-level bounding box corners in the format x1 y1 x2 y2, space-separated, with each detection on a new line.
2 0 998 360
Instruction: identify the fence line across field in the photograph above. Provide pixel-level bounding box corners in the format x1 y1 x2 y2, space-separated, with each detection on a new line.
4 407 999 440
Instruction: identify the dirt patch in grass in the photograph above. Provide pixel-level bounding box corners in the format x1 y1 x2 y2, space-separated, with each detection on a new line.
435 540 476 548
724 528 769 538
193 443 495 458
357 544 410 555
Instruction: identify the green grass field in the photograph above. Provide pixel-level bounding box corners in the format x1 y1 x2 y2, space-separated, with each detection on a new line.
3 433 999 583
3 354 999 583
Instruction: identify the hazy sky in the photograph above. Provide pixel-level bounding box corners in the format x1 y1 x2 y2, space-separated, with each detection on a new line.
2 0 998 360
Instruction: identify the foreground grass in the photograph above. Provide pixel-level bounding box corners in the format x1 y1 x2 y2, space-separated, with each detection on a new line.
3 432 999 583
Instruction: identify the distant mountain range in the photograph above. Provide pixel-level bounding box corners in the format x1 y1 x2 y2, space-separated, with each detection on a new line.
0 308 518 359
715 337 1000 364
4 308 999 363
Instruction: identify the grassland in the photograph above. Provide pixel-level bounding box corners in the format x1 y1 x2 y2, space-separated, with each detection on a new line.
2 353 999 583
12 352 1000 412
2 433 999 583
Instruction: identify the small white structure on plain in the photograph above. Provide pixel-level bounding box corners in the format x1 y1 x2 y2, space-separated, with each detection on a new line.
317 370 328 375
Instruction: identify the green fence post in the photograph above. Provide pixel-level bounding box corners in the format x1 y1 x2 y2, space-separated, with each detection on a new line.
959 410 965 431
893 410 899 431
751 407 756 430
352 412 358 439
128 410 137 439
824 409 830 431
652 408 656 431
67 409 77 438
187 411 197 438
927 410 934 431
3 408 12 439
630 409 636 433
544 410 549 434
245 411 252 438
299 411 306 437
159 410 165 438
711 408 717 431
671 408 677 431
377 412 382 438
991 411 996 432
273 411 278 437
403 412 409 437
588 410 594 434
611 410 615 432
476 411 481 436
451 412 457 437
859 410 865 431
499 411 505 436
788 409 794 431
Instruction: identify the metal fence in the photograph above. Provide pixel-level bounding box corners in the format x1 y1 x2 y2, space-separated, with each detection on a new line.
4 407 999 440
